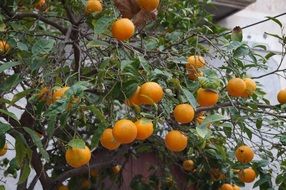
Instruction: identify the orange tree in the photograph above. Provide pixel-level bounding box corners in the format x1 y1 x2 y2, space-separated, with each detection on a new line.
0 0 286 190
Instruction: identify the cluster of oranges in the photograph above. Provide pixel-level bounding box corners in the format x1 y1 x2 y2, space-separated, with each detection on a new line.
220 145 256 190
227 77 256 98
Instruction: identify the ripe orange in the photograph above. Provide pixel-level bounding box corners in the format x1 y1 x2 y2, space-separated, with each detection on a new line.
238 168 256 183
90 168 97 177
65 146 91 168
186 55 205 69
173 104 195 124
183 160 194 171
277 89 286 104
81 179 91 189
232 185 240 190
241 78 256 97
52 86 70 103
220 184 233 190
86 0 102 14
196 88 219 107
227 78 246 97
137 0 160 12
100 128 120 150
138 82 164 105
0 144 8 156
34 0 45 10
164 130 188 152
0 40 10 53
112 164 122 174
134 118 154 140
58 184 69 190
112 119 137 144
112 18 135 41
125 86 141 106
235 145 254 164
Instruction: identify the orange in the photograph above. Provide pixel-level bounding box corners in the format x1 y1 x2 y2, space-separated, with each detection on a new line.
196 88 219 107
112 119 137 144
219 184 233 190
34 0 45 9
0 144 8 156
65 146 91 168
125 86 141 106
0 40 10 53
277 89 286 104
238 168 256 183
186 55 205 69
112 164 122 174
58 185 69 190
173 104 195 124
188 70 203 81
232 185 240 190
227 78 246 97
183 160 194 172
85 0 102 14
81 179 91 189
100 128 120 150
90 168 97 177
138 82 164 105
137 0 160 12
112 18 135 41
241 78 256 97
164 130 188 152
52 86 70 103
134 118 154 140
235 145 254 164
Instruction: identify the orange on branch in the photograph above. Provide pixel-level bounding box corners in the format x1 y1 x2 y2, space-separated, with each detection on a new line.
241 78 256 97
100 128 120 150
65 146 91 168
235 145 254 164
112 165 122 174
238 168 256 183
137 0 160 12
186 55 205 69
196 88 219 107
112 18 135 41
85 0 102 14
0 40 10 53
52 86 70 103
183 160 194 172
134 118 154 140
0 144 8 156
125 86 141 106
219 184 233 190
34 0 45 10
277 88 286 104
138 82 164 105
112 119 137 144
173 104 195 124
227 78 246 97
164 130 188 152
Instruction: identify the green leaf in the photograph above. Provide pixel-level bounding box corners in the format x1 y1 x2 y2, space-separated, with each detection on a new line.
0 122 11 136
0 74 22 92
92 16 114 35
9 89 33 106
0 62 21 73
15 133 31 166
91 125 105 149
0 135 5 149
199 114 226 127
256 118 262 129
266 16 283 28
47 114 57 139
196 125 211 139
32 39 55 55
0 109 19 123
89 105 108 128
181 87 197 108
0 185 4 190
18 163 31 184
68 138 85 149
24 127 50 162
